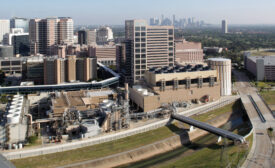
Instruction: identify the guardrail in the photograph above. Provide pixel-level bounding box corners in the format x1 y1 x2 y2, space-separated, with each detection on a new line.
248 95 266 122
3 96 239 160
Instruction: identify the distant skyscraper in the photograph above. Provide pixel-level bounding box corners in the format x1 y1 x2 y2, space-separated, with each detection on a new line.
29 17 74 55
10 17 29 33
173 14 176 25
222 20 228 34
150 18 160 26
0 20 10 43
125 19 174 84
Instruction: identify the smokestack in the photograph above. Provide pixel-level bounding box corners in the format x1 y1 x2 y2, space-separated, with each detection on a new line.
124 83 129 101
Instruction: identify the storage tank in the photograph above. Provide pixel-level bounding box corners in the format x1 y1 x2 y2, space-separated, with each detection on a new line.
208 58 231 96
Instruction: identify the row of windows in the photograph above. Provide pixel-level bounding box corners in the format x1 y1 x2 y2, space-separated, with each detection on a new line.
135 60 146 64
135 43 146 47
156 78 217 86
135 49 146 53
135 54 146 58
135 32 146 36
135 70 145 75
135 27 146 31
135 65 146 69
135 38 146 42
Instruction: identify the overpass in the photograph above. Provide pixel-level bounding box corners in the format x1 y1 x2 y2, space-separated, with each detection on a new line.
171 113 245 143
0 62 120 94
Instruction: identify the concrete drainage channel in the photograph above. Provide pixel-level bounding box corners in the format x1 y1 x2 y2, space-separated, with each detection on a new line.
3 96 239 160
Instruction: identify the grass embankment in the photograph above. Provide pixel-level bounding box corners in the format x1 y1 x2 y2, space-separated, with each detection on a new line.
12 101 241 168
191 100 242 122
119 122 253 168
260 91 275 105
12 124 182 168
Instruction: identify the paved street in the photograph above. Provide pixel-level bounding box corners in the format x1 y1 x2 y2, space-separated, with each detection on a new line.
234 70 275 168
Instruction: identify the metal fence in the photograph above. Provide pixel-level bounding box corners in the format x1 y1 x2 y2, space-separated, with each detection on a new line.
3 96 239 160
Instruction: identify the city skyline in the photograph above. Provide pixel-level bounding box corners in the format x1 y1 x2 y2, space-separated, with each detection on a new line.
1 0 275 25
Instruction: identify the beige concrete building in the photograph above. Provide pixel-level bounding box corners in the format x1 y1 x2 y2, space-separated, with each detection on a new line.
88 45 119 66
43 57 66 84
130 65 220 112
76 57 97 82
175 39 204 64
44 56 97 84
125 20 175 84
66 55 76 82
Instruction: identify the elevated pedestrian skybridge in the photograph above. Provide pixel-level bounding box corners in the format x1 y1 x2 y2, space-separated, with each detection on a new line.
171 113 245 143
0 62 120 94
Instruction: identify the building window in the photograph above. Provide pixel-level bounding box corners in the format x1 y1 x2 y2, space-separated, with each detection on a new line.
169 29 173 35
169 37 173 40
141 54 146 58
141 43 146 47
135 27 140 31
169 42 173 46
141 27 146 31
141 32 146 36
135 38 140 42
135 49 140 52
135 43 140 47
135 32 140 36
135 54 140 58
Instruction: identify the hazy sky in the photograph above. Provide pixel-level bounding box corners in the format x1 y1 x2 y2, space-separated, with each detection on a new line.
1 0 275 25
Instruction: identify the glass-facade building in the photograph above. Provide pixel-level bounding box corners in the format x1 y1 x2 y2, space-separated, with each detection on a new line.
12 35 30 56
10 18 29 33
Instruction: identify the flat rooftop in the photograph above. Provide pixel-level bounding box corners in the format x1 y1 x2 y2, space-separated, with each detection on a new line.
247 56 275 66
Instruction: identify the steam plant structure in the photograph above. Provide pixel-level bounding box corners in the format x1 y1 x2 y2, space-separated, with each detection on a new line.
5 95 28 147
208 58 232 96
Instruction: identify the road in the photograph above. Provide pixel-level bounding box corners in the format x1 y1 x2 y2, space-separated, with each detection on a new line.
233 70 275 168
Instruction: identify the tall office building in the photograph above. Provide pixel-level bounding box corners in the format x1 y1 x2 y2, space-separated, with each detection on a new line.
125 19 174 84
10 17 29 33
172 15 176 26
58 17 74 44
29 17 73 55
222 20 228 34
0 20 10 43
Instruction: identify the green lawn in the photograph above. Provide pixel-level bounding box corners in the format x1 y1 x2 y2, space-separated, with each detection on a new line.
191 100 242 122
260 91 275 105
250 51 275 56
12 100 241 168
